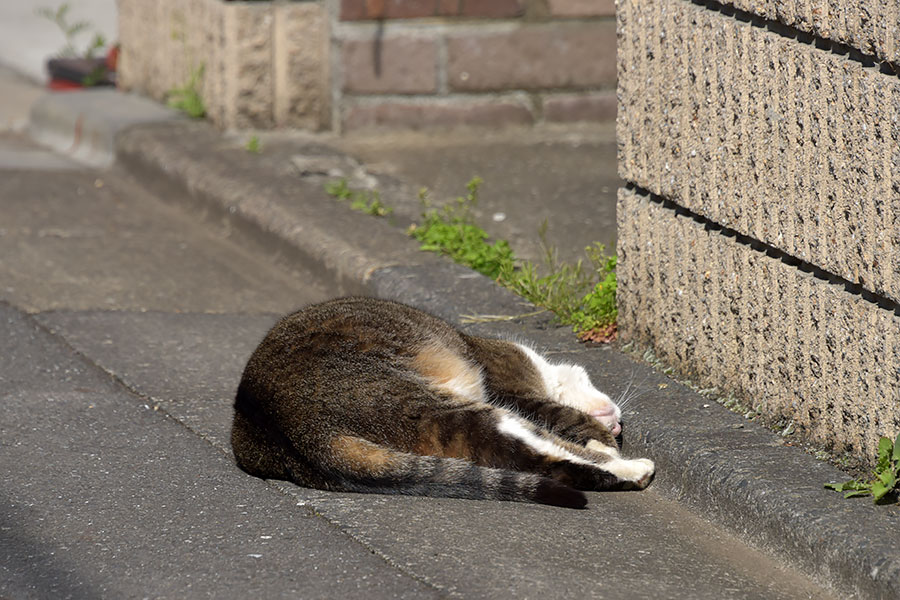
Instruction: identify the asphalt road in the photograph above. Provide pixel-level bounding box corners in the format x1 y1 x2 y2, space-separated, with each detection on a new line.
0 129 840 599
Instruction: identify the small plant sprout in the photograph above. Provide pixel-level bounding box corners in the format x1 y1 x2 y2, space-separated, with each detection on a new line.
324 179 393 217
168 64 207 119
825 433 900 504
410 178 619 340
246 135 262 154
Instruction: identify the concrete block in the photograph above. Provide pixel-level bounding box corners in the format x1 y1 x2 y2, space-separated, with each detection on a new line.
725 0 900 65
617 0 900 304
616 187 900 460
274 3 331 130
118 0 329 130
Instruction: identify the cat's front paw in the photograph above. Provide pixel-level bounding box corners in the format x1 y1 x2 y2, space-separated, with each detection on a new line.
605 457 654 490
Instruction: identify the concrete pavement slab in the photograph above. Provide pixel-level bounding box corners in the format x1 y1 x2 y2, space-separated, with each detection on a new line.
0 302 442 599
0 167 330 313
35 310 280 451
0 132 79 170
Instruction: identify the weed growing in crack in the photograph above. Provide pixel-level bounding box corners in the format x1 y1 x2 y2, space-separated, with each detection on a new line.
409 177 619 340
410 177 514 280
168 64 206 119
325 179 393 217
246 135 262 154
825 433 900 504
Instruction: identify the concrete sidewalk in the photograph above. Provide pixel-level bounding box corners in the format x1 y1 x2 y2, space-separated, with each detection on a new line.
9 74 900 598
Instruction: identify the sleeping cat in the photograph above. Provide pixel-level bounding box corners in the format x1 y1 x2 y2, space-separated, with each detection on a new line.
231 297 654 509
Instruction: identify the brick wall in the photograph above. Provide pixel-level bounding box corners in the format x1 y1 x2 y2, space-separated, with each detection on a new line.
332 0 617 131
118 0 616 131
616 0 900 461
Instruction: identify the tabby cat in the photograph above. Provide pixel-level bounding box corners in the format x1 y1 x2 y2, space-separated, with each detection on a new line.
232 297 654 509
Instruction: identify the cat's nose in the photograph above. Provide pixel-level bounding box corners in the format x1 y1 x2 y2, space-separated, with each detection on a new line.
589 406 621 436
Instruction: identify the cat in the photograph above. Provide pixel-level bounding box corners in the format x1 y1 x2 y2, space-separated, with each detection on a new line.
231 297 654 509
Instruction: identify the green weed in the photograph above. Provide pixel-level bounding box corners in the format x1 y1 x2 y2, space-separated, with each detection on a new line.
411 177 618 339
325 179 393 217
825 433 900 504
168 64 206 119
410 178 514 280
246 135 262 154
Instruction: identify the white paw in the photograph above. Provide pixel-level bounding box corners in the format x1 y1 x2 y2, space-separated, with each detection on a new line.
606 457 655 489
628 458 655 489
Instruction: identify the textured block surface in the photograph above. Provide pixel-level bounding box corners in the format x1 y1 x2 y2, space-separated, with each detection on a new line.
617 187 900 459
274 3 330 130
118 0 329 130
726 0 900 65
617 0 900 303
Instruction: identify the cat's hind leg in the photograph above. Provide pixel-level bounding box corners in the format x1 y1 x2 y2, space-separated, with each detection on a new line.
231 409 294 481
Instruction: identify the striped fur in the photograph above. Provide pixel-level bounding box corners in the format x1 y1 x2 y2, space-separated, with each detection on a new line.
231 297 654 508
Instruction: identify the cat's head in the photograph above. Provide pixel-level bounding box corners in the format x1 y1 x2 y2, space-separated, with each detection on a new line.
550 364 622 436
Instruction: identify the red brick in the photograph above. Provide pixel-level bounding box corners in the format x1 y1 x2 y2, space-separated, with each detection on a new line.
342 37 437 94
343 99 534 130
547 0 615 17
341 0 438 20
341 0 369 20
542 92 617 122
437 0 461 15
459 0 524 18
447 23 616 92
341 0 523 20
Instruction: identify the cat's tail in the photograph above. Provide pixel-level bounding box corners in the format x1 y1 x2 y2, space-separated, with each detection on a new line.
321 434 588 509
232 404 587 508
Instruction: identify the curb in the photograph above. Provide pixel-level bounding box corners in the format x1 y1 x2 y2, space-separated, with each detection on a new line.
30 90 900 599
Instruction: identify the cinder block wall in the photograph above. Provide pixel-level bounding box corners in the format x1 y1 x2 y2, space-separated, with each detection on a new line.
616 0 900 459
333 0 616 130
117 0 616 131
117 0 331 130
